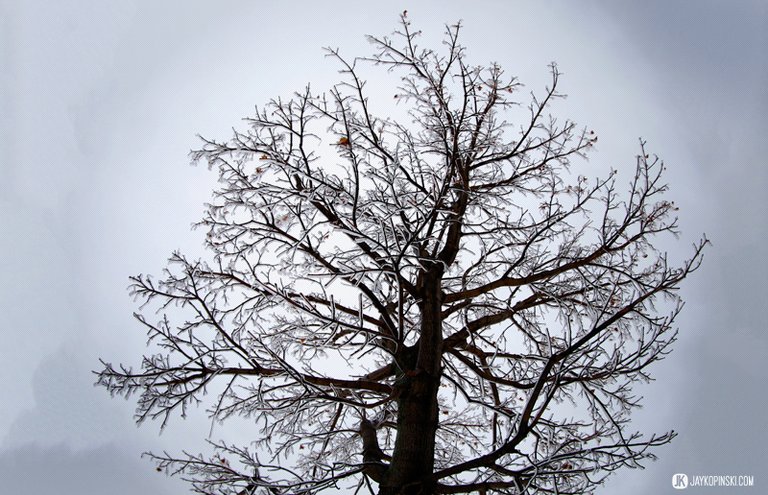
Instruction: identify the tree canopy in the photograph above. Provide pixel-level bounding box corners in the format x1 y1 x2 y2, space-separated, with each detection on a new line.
97 15 706 495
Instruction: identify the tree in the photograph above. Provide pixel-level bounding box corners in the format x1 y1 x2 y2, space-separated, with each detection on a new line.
97 15 706 495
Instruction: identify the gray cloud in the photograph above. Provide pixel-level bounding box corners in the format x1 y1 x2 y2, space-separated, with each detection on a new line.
0 443 184 495
3 348 141 450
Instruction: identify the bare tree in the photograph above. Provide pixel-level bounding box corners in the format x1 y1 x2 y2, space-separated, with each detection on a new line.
97 15 706 495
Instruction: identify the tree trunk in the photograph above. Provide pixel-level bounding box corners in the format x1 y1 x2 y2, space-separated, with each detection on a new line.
380 272 443 494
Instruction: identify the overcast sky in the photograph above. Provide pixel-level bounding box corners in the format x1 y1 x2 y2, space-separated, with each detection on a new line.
1 1 766 494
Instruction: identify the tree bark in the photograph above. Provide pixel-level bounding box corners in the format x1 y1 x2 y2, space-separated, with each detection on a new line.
380 271 443 494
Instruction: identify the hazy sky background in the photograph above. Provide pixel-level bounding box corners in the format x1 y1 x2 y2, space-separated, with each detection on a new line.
1 1 766 494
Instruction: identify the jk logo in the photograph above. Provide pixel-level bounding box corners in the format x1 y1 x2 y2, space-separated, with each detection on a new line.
672 473 689 489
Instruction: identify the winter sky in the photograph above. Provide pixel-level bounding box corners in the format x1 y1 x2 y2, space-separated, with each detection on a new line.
1 1 766 493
